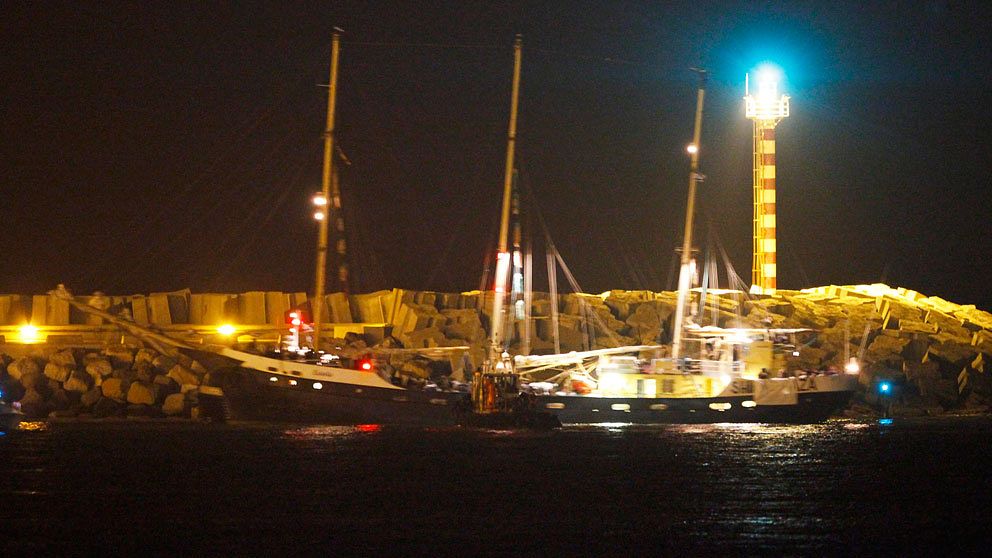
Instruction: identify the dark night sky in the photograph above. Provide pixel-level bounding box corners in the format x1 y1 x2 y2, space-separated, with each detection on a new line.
3 1 991 309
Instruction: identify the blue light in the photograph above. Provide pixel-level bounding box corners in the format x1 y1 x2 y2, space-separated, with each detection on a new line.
879 418 894 425
879 381 891 394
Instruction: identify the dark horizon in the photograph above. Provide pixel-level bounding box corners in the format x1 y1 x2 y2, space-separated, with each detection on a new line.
3 1 991 309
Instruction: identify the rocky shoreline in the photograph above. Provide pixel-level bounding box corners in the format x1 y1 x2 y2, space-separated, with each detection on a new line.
2 283 991 421
0 346 220 420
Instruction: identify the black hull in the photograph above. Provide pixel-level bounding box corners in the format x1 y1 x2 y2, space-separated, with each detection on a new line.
219 368 469 426
536 390 855 424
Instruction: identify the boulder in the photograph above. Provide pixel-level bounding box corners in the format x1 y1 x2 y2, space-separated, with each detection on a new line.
101 377 127 401
126 381 158 405
166 364 200 387
398 359 432 380
133 361 154 383
19 370 45 391
864 335 910 367
48 349 76 368
80 387 103 408
151 354 177 374
85 358 113 378
7 357 40 381
44 362 73 383
926 335 977 366
103 346 135 368
398 327 447 349
134 348 157 368
63 371 91 393
162 393 186 416
153 374 180 401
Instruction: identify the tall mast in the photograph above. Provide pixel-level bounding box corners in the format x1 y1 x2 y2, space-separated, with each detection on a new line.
488 34 523 361
671 69 707 360
312 31 341 350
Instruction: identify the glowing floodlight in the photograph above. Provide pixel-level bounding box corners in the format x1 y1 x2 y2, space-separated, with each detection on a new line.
313 210 326 221
686 143 698 154
844 357 861 374
217 324 236 336
18 324 40 343
312 193 328 206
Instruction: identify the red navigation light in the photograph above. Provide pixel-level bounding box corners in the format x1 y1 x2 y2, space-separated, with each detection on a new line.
358 359 373 371
285 309 311 326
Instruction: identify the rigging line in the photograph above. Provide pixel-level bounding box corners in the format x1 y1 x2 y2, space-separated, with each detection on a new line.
213 176 298 286
529 47 660 69
521 176 623 346
126 80 310 236
342 41 501 49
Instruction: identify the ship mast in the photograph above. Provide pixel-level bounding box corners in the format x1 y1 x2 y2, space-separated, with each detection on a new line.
671 68 707 360
312 30 341 350
488 34 523 365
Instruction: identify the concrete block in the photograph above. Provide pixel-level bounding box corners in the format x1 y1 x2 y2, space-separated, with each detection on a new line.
147 293 172 325
326 292 353 322
350 290 393 323
239 291 267 324
265 292 290 325
129 295 150 324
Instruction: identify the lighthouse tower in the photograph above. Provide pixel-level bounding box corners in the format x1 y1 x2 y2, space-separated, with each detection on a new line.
744 68 790 294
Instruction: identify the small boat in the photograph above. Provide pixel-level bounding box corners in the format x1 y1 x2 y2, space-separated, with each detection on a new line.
1 399 24 432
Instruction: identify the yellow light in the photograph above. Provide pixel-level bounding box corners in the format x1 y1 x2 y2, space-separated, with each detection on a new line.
312 194 328 206
314 211 326 221
18 324 40 343
686 144 698 154
217 324 236 336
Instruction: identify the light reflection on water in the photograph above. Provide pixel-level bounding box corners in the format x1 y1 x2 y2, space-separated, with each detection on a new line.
1 416 990 555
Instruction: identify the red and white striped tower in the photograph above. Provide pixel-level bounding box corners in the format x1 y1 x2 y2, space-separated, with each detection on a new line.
744 68 790 294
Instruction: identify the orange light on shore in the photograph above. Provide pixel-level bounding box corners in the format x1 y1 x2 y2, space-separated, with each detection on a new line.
18 324 40 343
217 324 236 336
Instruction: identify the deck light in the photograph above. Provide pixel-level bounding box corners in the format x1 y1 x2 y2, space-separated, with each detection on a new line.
844 358 861 374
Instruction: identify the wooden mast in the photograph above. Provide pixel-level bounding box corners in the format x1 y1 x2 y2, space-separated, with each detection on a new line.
671 69 707 360
487 34 523 364
312 31 341 350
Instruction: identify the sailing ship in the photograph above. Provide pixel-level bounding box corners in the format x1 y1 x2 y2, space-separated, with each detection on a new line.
500 69 859 424
52 32 511 426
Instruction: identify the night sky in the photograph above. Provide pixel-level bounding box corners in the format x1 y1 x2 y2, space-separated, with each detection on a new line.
3 1 991 309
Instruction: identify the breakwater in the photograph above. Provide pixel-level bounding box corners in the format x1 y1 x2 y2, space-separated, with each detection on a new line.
2 283 992 419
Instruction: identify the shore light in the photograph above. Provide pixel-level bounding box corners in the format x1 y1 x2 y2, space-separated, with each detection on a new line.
18 324 40 343
879 381 892 394
312 193 328 206
686 143 698 154
217 324 236 336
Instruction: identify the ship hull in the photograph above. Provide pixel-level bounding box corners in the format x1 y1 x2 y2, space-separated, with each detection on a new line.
218 366 469 425
534 389 855 424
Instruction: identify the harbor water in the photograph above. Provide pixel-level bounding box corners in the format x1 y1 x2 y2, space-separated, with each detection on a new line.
2 417 990 555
